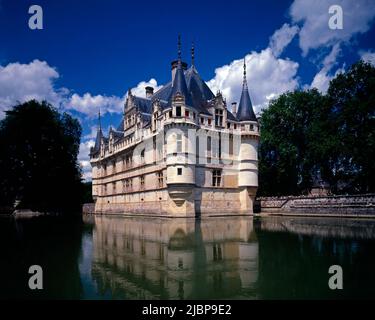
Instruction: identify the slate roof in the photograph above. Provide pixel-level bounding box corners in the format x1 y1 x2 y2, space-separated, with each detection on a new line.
237 84 257 122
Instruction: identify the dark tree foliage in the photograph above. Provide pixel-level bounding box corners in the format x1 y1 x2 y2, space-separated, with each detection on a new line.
258 89 329 196
0 100 83 215
326 61 375 193
259 61 375 196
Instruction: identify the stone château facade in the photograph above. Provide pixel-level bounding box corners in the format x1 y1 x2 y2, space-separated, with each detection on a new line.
89 40 259 217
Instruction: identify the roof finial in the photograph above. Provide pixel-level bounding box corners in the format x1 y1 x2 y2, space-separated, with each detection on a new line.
191 41 195 67
243 57 248 89
178 34 181 61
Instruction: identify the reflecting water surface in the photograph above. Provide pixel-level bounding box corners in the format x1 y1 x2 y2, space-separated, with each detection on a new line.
1 215 375 299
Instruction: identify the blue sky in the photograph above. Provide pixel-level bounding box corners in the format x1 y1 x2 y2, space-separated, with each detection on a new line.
1 0 375 179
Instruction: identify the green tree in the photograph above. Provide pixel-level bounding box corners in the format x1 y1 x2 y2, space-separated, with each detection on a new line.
258 60 375 196
0 100 83 215
325 60 375 193
258 89 329 196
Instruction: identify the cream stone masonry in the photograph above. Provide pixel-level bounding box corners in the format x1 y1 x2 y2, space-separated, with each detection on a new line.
90 41 259 217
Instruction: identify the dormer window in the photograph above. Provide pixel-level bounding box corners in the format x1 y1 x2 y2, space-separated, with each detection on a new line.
215 109 223 127
208 119 212 125
185 110 190 117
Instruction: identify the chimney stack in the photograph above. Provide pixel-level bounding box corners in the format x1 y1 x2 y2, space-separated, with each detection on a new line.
145 86 154 98
231 102 237 116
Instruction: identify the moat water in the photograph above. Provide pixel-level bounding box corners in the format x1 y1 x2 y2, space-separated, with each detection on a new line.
1 215 375 299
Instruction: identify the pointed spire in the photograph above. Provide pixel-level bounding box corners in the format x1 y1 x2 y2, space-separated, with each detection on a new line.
98 107 102 131
191 41 195 67
243 57 248 89
177 34 181 61
92 108 104 154
168 35 193 106
237 56 257 122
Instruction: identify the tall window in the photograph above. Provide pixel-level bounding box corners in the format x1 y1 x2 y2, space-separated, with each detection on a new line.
140 175 145 190
177 168 182 175
124 178 132 192
112 160 116 174
176 133 182 153
112 182 116 194
196 136 200 161
157 171 164 188
207 136 212 163
229 134 234 156
212 169 222 187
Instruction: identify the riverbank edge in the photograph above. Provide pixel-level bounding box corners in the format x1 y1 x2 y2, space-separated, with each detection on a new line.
256 193 375 218
83 193 375 219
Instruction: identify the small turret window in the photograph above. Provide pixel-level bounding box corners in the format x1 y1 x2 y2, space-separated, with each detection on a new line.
185 110 190 117
176 106 181 117
177 168 182 175
141 149 145 164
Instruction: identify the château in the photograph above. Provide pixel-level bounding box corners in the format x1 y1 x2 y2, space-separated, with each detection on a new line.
89 39 259 217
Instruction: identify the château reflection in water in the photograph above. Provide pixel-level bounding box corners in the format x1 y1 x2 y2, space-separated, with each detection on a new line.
80 215 375 300
2 214 374 299
88 216 259 299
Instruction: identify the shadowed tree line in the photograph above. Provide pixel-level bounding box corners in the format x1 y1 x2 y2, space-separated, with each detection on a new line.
259 60 375 196
0 100 90 215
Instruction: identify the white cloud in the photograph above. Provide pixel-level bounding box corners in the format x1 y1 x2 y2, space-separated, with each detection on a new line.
78 139 95 181
310 43 344 92
128 78 163 98
0 59 67 117
359 50 375 65
65 93 124 117
0 59 163 120
290 0 375 56
84 125 99 139
65 78 162 117
269 23 299 57
206 48 299 113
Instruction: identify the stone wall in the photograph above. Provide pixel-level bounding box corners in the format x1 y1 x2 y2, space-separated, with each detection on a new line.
257 194 375 217
82 203 95 214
